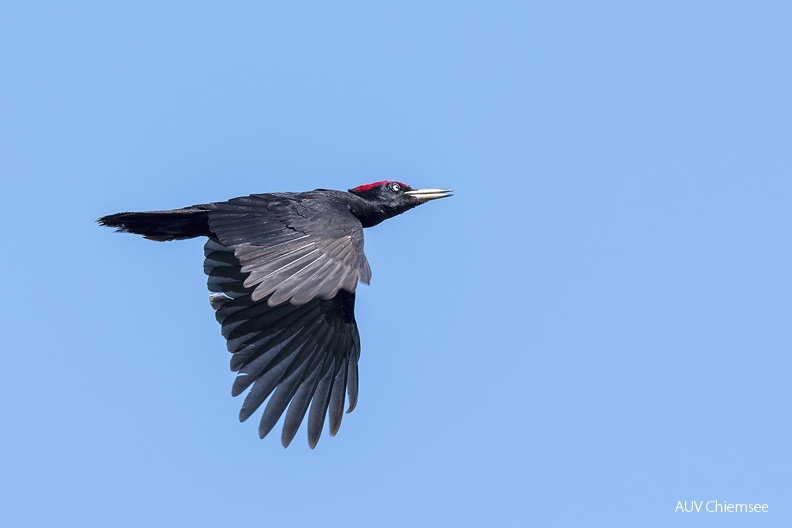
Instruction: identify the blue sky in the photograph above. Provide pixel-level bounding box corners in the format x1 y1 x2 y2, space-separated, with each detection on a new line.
1 2 790 526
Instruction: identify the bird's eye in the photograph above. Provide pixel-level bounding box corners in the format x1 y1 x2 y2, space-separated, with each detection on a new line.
389 182 401 192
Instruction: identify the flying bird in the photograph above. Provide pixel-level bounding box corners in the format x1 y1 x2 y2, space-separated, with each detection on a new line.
99 181 451 447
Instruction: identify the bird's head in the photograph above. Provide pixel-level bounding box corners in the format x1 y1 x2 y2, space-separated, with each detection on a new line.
348 181 452 226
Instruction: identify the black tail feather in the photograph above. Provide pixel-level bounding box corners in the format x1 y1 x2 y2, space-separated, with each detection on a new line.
98 206 212 241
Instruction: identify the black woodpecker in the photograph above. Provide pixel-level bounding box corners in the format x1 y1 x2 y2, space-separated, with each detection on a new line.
98 181 451 448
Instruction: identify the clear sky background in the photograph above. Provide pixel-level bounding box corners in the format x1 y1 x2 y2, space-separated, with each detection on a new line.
1 2 790 527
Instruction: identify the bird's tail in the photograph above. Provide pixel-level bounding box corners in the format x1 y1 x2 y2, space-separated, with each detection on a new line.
98 206 212 241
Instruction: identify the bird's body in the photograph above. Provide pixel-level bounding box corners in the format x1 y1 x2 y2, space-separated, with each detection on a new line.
99 181 450 447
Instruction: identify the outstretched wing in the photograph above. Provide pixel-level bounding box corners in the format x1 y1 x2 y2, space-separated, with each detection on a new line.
207 192 372 306
205 239 360 448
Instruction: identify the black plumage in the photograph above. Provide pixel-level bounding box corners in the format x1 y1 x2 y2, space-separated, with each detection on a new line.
99 181 451 447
